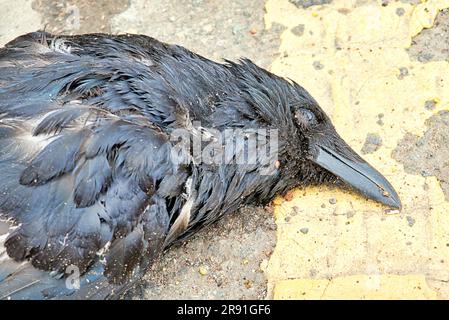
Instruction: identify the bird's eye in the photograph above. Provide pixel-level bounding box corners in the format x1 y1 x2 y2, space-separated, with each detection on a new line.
294 108 317 128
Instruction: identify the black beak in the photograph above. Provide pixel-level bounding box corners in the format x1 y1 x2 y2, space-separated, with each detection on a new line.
313 145 401 209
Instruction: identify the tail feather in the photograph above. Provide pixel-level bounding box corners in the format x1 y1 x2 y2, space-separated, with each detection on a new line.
0 220 127 300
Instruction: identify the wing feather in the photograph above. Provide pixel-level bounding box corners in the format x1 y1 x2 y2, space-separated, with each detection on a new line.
0 32 191 297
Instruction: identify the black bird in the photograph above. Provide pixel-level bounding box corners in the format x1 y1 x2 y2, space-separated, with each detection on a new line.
0 32 400 299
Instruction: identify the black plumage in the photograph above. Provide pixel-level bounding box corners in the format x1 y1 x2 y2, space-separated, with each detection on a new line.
0 31 400 299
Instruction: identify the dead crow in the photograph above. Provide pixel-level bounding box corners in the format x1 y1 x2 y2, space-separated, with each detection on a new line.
0 32 400 299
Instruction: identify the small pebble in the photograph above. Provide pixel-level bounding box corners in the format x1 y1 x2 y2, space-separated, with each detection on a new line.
300 227 309 234
313 61 324 70
396 7 405 16
284 191 294 201
243 279 253 289
406 216 415 227
264 249 273 257
425 100 436 110
291 206 300 215
420 169 432 177
291 24 305 37
397 67 409 80
199 266 208 276
329 198 337 205
376 113 384 126
337 8 351 15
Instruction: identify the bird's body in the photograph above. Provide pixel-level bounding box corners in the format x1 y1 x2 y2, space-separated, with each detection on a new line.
0 32 400 299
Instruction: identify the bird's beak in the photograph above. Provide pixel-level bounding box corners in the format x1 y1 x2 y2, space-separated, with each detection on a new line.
313 144 401 209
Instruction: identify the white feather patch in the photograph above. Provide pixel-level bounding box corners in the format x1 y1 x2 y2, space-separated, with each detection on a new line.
0 229 10 262
164 177 196 245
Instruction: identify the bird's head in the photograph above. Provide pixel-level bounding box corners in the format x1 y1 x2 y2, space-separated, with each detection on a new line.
287 100 401 209
231 59 401 209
